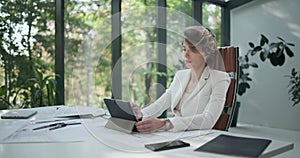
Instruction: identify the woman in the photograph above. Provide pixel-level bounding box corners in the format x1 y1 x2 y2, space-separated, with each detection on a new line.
132 26 230 132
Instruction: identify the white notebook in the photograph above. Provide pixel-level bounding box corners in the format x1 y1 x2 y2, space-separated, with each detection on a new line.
1 110 37 119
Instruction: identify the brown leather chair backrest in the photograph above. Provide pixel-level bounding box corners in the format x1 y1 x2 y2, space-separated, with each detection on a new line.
213 46 239 131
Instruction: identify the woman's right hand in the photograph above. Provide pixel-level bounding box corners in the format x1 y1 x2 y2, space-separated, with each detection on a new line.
131 102 143 121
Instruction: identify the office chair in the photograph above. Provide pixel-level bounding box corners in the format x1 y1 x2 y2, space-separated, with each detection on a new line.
213 46 239 131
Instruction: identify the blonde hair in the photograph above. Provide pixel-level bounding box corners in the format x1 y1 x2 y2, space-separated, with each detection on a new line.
183 26 217 55
183 26 224 71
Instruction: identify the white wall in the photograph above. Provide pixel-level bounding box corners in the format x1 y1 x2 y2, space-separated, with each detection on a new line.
231 0 300 131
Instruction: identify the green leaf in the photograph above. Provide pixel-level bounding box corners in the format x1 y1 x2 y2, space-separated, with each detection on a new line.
277 50 285 66
241 73 249 80
245 55 249 62
0 86 7 96
291 68 297 76
277 36 285 42
259 51 268 62
261 34 269 44
269 53 279 66
249 62 258 68
249 42 254 48
246 77 252 81
269 42 281 49
285 46 294 57
245 82 250 88
243 64 249 69
238 82 251 96
260 37 265 46
251 46 262 56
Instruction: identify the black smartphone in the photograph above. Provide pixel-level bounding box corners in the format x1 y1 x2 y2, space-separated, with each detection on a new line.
145 140 190 152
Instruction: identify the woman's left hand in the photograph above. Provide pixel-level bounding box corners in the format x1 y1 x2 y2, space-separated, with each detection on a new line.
130 102 142 120
135 118 165 133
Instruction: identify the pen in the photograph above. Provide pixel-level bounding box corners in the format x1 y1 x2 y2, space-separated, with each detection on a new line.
33 122 60 130
49 122 81 130
33 118 77 124
32 122 82 131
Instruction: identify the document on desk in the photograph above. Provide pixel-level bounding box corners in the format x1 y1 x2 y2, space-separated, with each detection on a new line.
0 120 30 141
54 106 105 118
0 119 88 143
84 117 213 152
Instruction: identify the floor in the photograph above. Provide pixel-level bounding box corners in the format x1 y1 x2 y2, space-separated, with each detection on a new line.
229 123 300 158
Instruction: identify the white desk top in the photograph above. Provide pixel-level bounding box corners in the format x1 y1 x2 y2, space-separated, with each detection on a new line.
0 106 294 158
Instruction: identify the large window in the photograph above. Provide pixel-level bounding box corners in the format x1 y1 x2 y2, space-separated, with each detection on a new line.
203 2 221 45
0 0 224 109
0 0 55 109
64 0 112 108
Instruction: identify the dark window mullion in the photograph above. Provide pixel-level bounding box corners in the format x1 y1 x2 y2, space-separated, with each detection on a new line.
55 0 64 105
157 0 167 118
221 6 230 46
111 0 122 99
192 0 203 25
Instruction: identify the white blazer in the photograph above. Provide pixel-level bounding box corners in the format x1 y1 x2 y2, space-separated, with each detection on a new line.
141 67 230 132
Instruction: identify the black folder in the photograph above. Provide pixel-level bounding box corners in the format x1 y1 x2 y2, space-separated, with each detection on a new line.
195 134 272 158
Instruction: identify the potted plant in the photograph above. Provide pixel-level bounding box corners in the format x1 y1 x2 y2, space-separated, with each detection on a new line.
286 68 300 106
231 34 295 127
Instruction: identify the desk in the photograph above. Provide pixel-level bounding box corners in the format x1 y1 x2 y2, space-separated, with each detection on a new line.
0 106 294 158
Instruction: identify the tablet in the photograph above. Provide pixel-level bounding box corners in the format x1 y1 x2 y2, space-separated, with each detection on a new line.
1 110 37 119
103 98 137 121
